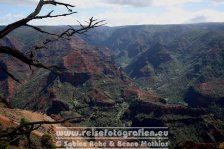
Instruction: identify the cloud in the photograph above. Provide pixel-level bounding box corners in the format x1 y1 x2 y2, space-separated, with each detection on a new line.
1 0 224 26
212 0 224 2
152 0 203 6
3 4 223 26
0 13 24 25
93 7 224 26
104 0 152 7
62 0 104 8
211 0 224 5
0 0 37 5
193 9 224 23
0 0 203 8
30 14 79 25
189 16 208 23
102 0 203 7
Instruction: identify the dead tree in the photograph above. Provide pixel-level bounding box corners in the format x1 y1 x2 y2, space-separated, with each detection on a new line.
0 0 104 108
0 0 105 147
0 118 82 148
0 0 105 82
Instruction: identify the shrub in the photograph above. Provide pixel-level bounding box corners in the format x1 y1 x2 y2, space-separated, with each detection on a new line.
41 134 53 148
20 118 30 129
0 140 9 149
0 123 3 130
20 118 29 124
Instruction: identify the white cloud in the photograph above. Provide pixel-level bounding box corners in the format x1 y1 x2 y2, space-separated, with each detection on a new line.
152 0 203 6
211 0 224 5
212 0 224 2
0 0 203 8
61 0 204 8
70 0 203 8
9 4 224 26
104 0 152 7
0 0 38 5
189 16 208 23
1 0 224 26
194 9 224 22
0 13 24 25
30 14 81 25
93 7 224 26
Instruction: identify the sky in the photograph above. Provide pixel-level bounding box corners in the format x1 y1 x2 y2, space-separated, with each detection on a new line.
0 0 224 26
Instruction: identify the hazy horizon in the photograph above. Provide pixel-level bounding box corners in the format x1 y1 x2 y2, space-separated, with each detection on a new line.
1 0 224 26
1 22 224 28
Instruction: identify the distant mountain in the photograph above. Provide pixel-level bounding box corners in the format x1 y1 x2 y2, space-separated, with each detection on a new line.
80 23 224 103
80 25 190 67
1 24 224 148
0 29 164 128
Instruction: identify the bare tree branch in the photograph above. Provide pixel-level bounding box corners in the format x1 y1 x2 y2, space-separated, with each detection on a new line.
0 1 106 147
0 1 104 79
0 65 20 83
0 117 82 139
25 24 60 37
0 45 66 71
42 17 106 45
0 0 75 38
0 0 105 83
0 117 83 148
32 12 77 20
33 45 48 50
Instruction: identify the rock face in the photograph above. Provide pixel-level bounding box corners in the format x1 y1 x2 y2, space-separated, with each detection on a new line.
185 80 224 120
174 141 217 149
185 81 224 108
125 99 224 148
0 36 23 50
81 24 224 103
0 29 186 122
1 25 224 149
125 43 172 79
1 32 159 128
50 71 90 87
84 89 115 107
122 86 167 104
129 100 207 116
0 37 32 100
47 99 70 115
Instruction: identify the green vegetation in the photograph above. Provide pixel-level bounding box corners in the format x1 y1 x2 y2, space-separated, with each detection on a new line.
1 23 224 149
0 140 9 149
80 23 224 103
20 118 29 124
41 134 53 148
13 69 50 109
20 118 31 130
